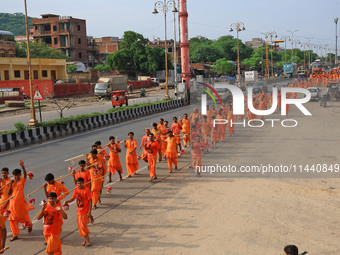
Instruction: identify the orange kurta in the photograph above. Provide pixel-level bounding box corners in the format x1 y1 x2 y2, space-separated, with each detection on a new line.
9 177 35 236
88 156 104 206
165 137 178 171
125 139 139 175
0 178 11 221
108 143 123 175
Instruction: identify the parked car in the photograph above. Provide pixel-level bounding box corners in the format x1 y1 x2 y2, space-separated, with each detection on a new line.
307 87 321 101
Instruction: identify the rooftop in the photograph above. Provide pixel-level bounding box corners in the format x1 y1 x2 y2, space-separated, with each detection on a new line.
0 30 15 36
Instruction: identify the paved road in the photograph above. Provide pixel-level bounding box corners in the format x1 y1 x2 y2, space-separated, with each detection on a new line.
0 95 166 131
0 104 190 254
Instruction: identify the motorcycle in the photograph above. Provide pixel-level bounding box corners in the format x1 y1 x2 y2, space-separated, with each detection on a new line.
140 88 146 98
319 94 328 108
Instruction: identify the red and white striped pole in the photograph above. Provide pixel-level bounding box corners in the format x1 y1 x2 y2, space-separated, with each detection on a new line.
179 0 191 92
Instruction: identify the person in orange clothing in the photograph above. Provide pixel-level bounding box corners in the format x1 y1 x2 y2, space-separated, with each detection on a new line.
165 131 178 173
36 192 67 255
72 160 91 190
145 134 161 182
192 136 205 176
210 115 219 148
139 129 151 163
159 122 169 158
226 105 235 136
64 178 92 247
171 117 182 153
151 123 163 158
0 168 11 222
216 109 226 142
190 108 200 124
258 95 267 120
86 149 104 210
107 136 123 182
95 141 108 176
181 113 191 147
124 132 139 178
43 173 70 203
0 213 6 253
8 160 35 241
201 115 210 152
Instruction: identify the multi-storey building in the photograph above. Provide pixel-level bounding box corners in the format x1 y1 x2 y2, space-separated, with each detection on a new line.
32 14 87 62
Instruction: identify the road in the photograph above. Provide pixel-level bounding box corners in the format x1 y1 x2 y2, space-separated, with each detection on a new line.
0 104 189 255
0 95 165 132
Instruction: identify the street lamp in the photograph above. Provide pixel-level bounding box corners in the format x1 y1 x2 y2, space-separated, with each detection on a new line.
24 0 38 127
287 30 298 72
229 22 245 84
153 0 178 100
335 17 338 65
261 32 276 77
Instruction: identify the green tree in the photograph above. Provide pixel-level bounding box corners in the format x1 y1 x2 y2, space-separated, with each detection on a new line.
0 13 35 35
106 31 172 75
94 64 111 72
15 42 70 60
67 64 77 73
212 58 234 75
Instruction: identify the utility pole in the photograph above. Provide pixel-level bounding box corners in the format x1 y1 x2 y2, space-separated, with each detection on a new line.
24 0 38 127
335 18 338 65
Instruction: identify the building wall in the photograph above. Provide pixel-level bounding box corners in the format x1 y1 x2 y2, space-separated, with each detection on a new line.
0 40 15 57
0 57 67 81
32 15 87 62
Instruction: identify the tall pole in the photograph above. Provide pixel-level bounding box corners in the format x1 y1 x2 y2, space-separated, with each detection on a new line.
179 0 191 92
173 10 177 88
24 0 37 127
284 36 287 75
335 18 338 65
236 29 240 83
164 7 169 99
265 39 268 77
270 34 274 77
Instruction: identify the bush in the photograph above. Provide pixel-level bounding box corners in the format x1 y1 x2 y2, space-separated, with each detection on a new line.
14 122 27 132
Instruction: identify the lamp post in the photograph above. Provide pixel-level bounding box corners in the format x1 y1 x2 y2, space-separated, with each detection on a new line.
262 32 276 77
153 0 178 100
173 6 178 90
269 32 277 77
230 22 245 85
335 18 338 65
287 30 298 64
24 0 38 127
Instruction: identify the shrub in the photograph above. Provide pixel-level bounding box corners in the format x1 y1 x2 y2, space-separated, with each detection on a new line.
14 122 27 132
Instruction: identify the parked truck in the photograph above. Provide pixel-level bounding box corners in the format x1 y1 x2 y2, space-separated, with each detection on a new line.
94 75 128 98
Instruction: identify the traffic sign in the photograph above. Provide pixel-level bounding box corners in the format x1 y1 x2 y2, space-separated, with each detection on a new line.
33 88 44 100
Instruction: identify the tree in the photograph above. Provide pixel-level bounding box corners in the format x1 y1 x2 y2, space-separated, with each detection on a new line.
0 13 35 36
15 42 70 60
50 98 76 119
67 64 77 73
94 64 111 72
106 31 172 75
212 58 234 75
190 44 224 63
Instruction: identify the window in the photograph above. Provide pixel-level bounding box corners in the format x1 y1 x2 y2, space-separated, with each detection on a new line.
14 70 21 78
0 50 5 57
78 38 81 44
78 25 81 31
53 26 57 31
8 51 14 57
79 52 82 59
35 25 38 30
54 38 58 45
42 70 48 78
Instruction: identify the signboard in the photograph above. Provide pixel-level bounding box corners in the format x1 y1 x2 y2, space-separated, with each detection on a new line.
33 88 44 100
245 71 257 82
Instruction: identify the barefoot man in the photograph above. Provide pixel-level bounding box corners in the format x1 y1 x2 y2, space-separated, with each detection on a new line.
125 132 139 178
8 160 35 241
107 136 123 182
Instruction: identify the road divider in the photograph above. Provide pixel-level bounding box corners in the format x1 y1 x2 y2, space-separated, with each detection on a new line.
0 99 184 152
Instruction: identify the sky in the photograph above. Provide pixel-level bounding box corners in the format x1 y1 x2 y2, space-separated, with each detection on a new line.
1 0 340 55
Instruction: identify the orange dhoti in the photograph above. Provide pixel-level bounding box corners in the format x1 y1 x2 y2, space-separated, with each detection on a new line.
45 234 62 255
126 139 139 175
148 154 157 178
77 214 90 236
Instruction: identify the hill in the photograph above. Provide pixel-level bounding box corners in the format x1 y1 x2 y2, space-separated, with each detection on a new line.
0 12 36 36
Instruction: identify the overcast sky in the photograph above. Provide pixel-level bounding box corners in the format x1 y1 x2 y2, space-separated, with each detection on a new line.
2 0 340 55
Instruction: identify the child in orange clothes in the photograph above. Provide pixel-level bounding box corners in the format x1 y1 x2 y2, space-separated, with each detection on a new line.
36 192 67 255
